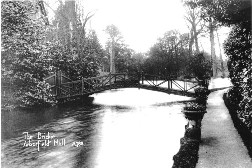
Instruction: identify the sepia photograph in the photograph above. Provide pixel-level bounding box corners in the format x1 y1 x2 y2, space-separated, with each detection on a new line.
1 0 251 167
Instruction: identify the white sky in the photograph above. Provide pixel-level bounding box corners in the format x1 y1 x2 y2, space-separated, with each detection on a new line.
84 0 188 53
45 0 230 58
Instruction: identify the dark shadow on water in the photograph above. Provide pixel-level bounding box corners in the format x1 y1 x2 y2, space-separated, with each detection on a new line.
200 137 219 146
1 96 101 140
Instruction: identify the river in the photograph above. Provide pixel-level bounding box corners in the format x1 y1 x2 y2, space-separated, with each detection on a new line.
1 88 192 168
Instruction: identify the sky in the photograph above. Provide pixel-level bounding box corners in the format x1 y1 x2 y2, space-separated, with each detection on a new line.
84 0 188 52
45 0 230 58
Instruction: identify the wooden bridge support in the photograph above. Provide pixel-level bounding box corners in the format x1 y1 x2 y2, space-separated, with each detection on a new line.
167 80 172 90
55 71 62 97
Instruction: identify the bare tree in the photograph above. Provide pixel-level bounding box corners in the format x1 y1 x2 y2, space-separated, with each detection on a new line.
184 0 206 55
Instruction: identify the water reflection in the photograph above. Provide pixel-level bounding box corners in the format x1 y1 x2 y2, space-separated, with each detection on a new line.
2 88 191 168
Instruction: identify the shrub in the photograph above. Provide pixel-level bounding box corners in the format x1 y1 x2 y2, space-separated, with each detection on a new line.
225 24 252 130
8 73 55 108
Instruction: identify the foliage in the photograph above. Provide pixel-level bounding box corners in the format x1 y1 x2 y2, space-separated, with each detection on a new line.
1 1 104 108
127 53 146 74
198 0 251 28
195 86 210 105
144 30 190 77
187 53 212 80
199 0 251 129
113 43 134 73
49 1 105 80
105 24 122 43
225 25 252 127
1 1 55 108
104 24 136 73
184 102 206 111
223 6 251 129
172 137 200 168
225 25 251 87
12 74 55 107
48 30 104 80
195 86 209 96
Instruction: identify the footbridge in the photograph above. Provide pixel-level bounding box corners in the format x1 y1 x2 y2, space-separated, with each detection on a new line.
44 72 203 101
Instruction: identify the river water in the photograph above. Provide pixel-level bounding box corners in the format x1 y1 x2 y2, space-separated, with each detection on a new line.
2 88 192 168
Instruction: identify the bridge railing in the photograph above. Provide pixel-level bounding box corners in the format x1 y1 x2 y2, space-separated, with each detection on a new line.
140 73 202 94
54 73 129 99
44 72 204 99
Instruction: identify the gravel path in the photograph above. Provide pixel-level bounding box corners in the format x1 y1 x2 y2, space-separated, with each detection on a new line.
196 89 252 168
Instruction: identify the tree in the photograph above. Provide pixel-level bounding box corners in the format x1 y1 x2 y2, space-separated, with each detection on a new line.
188 53 212 82
128 53 146 74
1 1 54 107
105 25 134 73
199 0 251 129
184 0 221 77
105 24 123 73
145 30 191 77
49 1 104 79
183 0 206 54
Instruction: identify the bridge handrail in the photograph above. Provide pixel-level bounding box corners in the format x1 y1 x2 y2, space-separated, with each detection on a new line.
61 79 82 85
47 72 202 99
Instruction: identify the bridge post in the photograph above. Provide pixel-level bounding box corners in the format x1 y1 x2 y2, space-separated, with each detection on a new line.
184 81 186 92
168 78 170 90
123 73 126 87
55 70 62 98
141 73 144 85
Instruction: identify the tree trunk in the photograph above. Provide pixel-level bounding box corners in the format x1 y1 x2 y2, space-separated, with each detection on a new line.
110 40 116 73
189 29 194 57
192 23 200 53
216 30 225 77
209 19 217 77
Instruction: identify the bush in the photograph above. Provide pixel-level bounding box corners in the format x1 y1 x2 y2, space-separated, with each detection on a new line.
1 1 55 108
4 73 55 108
224 24 252 130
